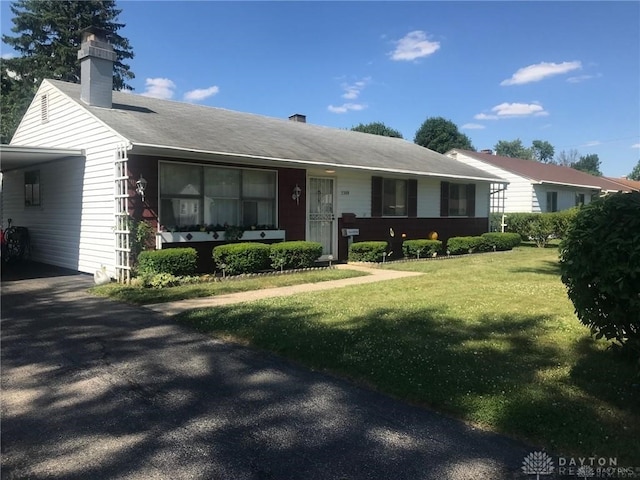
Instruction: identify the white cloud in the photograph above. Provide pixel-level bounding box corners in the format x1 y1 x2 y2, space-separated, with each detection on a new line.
327 103 367 114
631 143 640 149
183 85 220 102
461 123 486 130
500 61 582 86
141 77 176 99
475 102 549 120
582 141 601 147
1 53 14 60
389 30 440 61
341 77 371 100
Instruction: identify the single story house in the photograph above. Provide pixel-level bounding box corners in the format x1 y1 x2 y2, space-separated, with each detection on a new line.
1 30 506 280
446 149 629 213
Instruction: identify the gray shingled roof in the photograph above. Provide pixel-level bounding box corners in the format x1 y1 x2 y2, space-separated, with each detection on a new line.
48 80 502 182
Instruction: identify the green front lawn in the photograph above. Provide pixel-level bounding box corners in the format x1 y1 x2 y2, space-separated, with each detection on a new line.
90 268 367 305
178 248 640 463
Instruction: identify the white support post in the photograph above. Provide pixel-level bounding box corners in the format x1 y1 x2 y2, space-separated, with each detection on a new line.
114 145 131 283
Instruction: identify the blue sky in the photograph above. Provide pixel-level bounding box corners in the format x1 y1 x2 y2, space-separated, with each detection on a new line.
2 1 639 177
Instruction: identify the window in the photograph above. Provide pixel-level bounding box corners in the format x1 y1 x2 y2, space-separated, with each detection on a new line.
371 177 417 217
440 182 476 217
575 193 585 206
546 191 558 212
24 170 41 207
160 163 276 229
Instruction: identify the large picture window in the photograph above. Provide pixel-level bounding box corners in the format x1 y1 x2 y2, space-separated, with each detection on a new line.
160 163 276 230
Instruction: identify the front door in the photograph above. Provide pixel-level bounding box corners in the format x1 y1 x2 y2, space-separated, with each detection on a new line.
308 177 335 258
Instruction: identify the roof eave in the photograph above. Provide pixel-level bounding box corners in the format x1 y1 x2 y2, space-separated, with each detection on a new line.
130 143 508 184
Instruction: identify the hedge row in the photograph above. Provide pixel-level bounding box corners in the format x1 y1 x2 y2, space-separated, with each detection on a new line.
213 241 323 275
490 208 579 247
349 233 521 262
138 247 198 276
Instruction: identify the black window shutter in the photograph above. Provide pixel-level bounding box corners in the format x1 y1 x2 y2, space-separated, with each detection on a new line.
466 183 476 217
440 181 450 217
371 176 382 217
407 179 417 217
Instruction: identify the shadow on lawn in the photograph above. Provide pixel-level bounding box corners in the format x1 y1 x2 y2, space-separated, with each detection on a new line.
508 260 561 276
179 301 640 463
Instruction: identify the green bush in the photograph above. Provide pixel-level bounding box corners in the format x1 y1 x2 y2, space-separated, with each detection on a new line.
212 242 271 275
551 207 579 239
481 232 522 251
149 272 180 289
269 241 323 270
446 236 489 255
504 210 579 247
348 241 388 262
560 192 640 358
402 239 442 258
137 248 197 276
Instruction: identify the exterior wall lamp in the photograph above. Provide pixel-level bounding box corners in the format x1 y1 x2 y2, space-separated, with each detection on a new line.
135 174 148 201
292 184 302 205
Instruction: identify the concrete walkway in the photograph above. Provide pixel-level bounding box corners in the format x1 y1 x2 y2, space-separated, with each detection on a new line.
145 264 424 316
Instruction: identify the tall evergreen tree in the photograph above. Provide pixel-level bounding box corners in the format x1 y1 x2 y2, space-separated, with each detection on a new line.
628 159 640 181
1 0 135 142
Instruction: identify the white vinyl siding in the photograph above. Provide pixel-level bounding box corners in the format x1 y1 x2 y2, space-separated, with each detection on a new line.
449 152 532 213
7 80 126 276
534 185 597 213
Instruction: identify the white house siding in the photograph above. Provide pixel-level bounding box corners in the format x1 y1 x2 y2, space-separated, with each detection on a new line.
333 171 489 219
448 152 533 213
534 184 596 212
8 80 126 275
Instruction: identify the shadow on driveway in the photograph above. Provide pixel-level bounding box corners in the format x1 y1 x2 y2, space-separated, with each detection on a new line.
2 265 533 480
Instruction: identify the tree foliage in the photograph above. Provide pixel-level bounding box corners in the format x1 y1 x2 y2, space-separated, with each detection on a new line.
560 192 640 358
1 0 135 142
351 122 403 139
628 159 640 181
571 153 602 176
494 139 533 160
531 140 555 163
413 117 474 154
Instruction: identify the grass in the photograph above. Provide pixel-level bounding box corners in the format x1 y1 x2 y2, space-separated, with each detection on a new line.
177 247 640 463
90 268 367 305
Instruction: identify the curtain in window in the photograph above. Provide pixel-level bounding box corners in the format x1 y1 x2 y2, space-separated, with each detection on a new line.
205 168 240 225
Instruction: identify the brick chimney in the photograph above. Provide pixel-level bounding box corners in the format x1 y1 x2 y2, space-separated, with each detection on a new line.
77 27 117 108
288 114 306 123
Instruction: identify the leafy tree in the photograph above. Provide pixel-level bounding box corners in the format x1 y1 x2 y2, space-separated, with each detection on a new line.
1 0 135 143
351 122 403 138
629 159 640 181
494 139 533 160
414 117 474 154
560 192 640 358
555 149 580 167
571 154 602 176
531 140 555 164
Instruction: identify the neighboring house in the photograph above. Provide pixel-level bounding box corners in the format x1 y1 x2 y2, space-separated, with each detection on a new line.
1 30 505 280
602 177 640 192
446 149 628 214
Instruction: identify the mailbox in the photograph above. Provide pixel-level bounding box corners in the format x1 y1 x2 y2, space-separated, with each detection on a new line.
341 228 359 237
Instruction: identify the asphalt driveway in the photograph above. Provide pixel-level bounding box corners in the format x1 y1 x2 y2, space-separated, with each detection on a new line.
1 263 533 479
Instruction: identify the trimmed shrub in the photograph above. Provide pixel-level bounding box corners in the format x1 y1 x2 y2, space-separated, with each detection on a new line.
504 210 579 247
137 247 197 276
551 207 579 239
481 232 522 251
402 239 442 258
212 242 271 275
560 192 640 358
446 236 489 255
348 241 388 262
269 241 323 270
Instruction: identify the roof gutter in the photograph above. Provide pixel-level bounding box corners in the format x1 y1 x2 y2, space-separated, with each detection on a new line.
130 143 508 184
538 180 604 190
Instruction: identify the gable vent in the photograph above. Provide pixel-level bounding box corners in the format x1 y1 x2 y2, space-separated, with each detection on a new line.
40 94 49 124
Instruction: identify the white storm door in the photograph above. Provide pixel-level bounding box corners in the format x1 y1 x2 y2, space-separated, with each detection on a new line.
308 177 335 258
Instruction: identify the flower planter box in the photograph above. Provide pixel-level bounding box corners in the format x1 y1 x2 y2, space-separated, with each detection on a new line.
158 230 286 244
